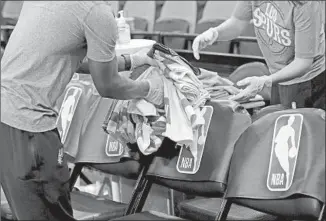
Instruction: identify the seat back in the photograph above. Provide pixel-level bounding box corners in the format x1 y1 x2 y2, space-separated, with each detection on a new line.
157 1 197 33
123 1 156 32
239 24 263 56
146 100 252 197
251 104 288 122
154 19 189 49
225 108 325 219
195 19 231 53
200 1 236 22
56 74 99 159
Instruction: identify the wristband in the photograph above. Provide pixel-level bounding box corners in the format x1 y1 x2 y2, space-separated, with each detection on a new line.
121 54 131 71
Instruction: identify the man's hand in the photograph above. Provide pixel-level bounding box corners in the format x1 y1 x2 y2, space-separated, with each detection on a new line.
130 48 158 70
229 75 272 101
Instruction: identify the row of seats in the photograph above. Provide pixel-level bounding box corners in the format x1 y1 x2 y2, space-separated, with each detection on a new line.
1 50 325 220
58 69 325 220
0 1 262 56
118 1 261 56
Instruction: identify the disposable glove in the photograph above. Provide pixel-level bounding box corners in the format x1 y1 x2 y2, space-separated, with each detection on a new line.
144 76 164 107
130 48 158 71
229 75 272 101
192 28 219 60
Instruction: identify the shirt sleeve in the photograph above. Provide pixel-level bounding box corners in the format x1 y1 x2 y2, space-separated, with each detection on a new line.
232 1 253 21
84 4 118 62
294 2 319 59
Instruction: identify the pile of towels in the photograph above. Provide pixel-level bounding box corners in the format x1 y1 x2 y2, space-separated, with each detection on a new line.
104 44 210 156
103 43 253 156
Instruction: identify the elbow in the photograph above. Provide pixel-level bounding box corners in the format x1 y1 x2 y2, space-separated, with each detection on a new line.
295 57 314 72
95 83 115 98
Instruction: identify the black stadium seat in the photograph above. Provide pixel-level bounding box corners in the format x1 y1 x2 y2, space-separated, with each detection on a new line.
218 108 326 220
110 100 277 220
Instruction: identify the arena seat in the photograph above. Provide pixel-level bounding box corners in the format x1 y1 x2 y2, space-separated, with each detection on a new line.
154 1 197 49
123 1 156 32
251 104 288 122
195 19 231 53
195 1 238 53
110 100 277 220
200 1 236 22
238 24 263 57
217 108 326 220
0 67 155 221
1 1 23 25
55 74 99 159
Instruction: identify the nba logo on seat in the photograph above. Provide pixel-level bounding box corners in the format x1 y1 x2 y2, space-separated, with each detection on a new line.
177 106 213 174
105 135 124 157
267 114 303 191
56 87 82 144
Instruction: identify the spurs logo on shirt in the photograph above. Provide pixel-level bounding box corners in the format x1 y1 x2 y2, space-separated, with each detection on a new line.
253 2 292 53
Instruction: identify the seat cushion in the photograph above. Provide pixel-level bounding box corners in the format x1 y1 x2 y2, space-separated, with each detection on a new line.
178 198 278 220
133 17 148 31
71 191 127 220
112 210 187 220
1 191 128 221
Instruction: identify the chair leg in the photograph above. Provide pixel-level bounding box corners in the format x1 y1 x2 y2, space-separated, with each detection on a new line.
215 199 232 221
69 164 84 191
318 204 325 221
124 155 154 215
79 172 92 185
133 177 153 213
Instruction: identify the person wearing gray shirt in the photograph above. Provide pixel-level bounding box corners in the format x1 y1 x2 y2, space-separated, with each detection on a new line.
0 1 163 220
193 1 325 109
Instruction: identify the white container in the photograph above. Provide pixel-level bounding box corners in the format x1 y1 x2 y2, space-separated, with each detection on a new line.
116 10 131 45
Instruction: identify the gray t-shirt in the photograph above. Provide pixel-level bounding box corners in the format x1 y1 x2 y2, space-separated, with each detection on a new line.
233 1 325 85
1 1 118 132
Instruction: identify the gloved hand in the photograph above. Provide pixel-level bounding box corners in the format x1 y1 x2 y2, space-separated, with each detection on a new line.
229 75 272 101
130 48 158 71
144 76 164 107
192 28 219 60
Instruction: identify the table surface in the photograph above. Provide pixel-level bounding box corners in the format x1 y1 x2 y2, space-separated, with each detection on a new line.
116 39 156 55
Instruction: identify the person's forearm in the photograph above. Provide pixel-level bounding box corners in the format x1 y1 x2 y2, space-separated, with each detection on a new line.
270 58 313 84
117 55 126 72
102 74 150 100
213 17 249 41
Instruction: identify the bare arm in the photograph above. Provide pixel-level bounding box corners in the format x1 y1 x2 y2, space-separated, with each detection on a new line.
213 1 253 41
83 4 150 100
88 57 149 100
270 58 313 84
271 2 319 84
213 16 251 41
